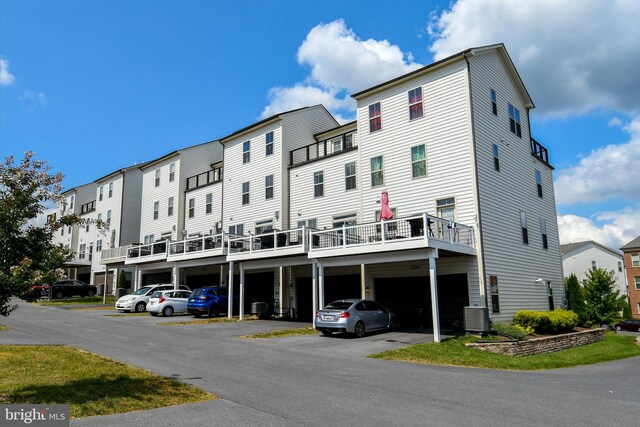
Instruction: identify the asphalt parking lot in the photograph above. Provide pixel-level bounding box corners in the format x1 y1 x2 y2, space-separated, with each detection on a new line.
2 302 639 427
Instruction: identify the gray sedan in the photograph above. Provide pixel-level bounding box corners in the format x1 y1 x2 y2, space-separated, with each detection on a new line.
315 299 397 338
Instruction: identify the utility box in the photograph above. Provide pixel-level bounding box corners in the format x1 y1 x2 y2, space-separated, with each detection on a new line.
464 306 490 333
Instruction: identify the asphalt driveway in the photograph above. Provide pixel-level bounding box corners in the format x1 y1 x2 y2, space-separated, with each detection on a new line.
1 302 638 426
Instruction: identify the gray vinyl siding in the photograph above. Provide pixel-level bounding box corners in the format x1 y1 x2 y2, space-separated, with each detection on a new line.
356 60 477 230
289 150 360 230
119 169 143 245
468 50 564 320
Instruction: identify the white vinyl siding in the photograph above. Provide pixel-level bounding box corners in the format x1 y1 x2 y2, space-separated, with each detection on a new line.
562 243 627 296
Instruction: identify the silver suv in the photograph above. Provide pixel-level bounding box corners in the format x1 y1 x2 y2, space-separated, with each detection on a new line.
115 284 190 312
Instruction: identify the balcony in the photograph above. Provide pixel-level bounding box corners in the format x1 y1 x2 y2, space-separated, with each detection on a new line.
308 213 476 259
531 138 551 166
125 240 168 264
186 165 223 191
290 131 357 167
66 251 92 266
167 233 228 262
226 228 310 262
80 200 96 214
100 245 132 264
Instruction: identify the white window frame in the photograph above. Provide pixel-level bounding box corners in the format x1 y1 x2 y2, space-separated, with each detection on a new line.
167 196 174 217
99 186 104 201
155 169 160 187
408 87 423 120
144 234 154 245
536 170 543 197
242 182 250 205
314 171 324 198
508 103 522 137
243 141 250 164
540 218 548 249
108 182 113 198
370 156 384 187
169 163 175 182
368 102 381 133
265 132 274 156
411 144 426 178
107 210 111 226
490 89 497 115
153 201 159 220
493 143 500 171
265 175 274 200
345 162 356 191
634 276 640 290
631 254 639 267
206 193 213 214
520 211 528 244
436 197 456 222
188 198 195 218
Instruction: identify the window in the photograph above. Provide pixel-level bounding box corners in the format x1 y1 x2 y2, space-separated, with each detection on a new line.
96 239 102 252
265 132 274 156
314 171 324 198
106 210 111 226
540 218 548 249
411 145 427 178
297 219 317 229
167 197 174 217
490 275 500 313
637 302 640 315
408 87 423 120
345 162 356 190
618 261 623 272
344 132 354 150
144 234 154 245
169 163 175 182
99 186 104 201
635 277 640 290
369 102 381 133
229 224 244 236
265 175 274 200
591 260 597 270
61 228 64 236
68 226 72 234
108 182 113 198
98 213 102 222
520 211 528 244
79 243 86 259
70 195 75 210
631 254 639 267
535 170 543 197
242 182 250 205
85 223 90 232
508 103 522 137
153 201 159 220
490 89 497 115
547 281 554 310
155 169 160 187
243 141 250 164
370 156 384 187
436 197 456 222
493 143 500 171
205 193 212 214
188 198 195 218
255 220 273 235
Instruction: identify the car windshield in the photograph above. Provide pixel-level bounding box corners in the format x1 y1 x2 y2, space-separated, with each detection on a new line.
150 291 163 298
131 287 152 296
325 301 354 310
192 288 217 297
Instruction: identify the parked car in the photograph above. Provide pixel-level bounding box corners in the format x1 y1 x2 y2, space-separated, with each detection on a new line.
187 286 232 317
30 284 48 299
44 280 97 299
115 284 190 312
614 319 640 332
147 290 192 317
315 299 398 338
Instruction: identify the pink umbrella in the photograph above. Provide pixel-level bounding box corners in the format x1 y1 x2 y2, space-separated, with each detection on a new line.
379 189 394 221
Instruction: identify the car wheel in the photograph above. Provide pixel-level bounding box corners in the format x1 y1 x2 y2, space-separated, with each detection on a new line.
616 326 622 331
149 312 158 317
54 291 64 300
193 313 202 318
354 321 366 338
134 302 146 313
321 330 333 337
162 306 174 317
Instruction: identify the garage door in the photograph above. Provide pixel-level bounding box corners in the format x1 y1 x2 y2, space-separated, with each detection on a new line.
143 272 172 286
186 274 220 289
375 274 468 329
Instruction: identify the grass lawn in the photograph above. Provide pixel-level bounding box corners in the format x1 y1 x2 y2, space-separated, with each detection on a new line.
242 326 319 339
0 345 216 418
0 325 8 331
160 315 257 326
34 296 117 306
370 332 640 370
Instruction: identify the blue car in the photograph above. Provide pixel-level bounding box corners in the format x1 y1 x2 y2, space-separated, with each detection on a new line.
187 286 231 317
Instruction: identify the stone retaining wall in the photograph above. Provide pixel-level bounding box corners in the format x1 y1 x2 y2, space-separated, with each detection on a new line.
466 329 605 357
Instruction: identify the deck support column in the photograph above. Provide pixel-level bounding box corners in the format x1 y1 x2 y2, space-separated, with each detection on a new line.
429 257 441 343
227 261 234 319
318 262 325 309
239 263 245 320
312 260 318 328
172 264 180 290
135 267 142 291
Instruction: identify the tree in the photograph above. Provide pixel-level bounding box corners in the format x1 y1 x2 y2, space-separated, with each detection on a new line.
582 268 626 326
564 274 586 324
1 152 82 316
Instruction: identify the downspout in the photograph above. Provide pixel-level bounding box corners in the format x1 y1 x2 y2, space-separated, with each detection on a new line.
219 140 225 231
463 52 490 310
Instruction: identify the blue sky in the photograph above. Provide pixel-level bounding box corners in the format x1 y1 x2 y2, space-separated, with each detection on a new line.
1 0 639 248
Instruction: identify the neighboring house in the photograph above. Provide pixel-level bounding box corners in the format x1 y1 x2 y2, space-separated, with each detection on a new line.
621 236 640 319
51 182 97 283
560 240 627 295
72 43 564 340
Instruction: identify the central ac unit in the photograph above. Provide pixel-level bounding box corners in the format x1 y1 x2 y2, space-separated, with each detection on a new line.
464 306 490 333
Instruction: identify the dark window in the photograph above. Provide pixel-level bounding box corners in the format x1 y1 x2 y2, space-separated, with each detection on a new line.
314 171 324 198
408 87 423 120
188 198 195 218
520 211 528 244
508 103 522 137
206 193 212 214
243 141 250 164
345 162 356 190
266 132 274 156
490 89 497 115
535 170 543 197
265 175 274 199
490 275 500 313
493 143 500 171
242 182 249 205
540 218 548 249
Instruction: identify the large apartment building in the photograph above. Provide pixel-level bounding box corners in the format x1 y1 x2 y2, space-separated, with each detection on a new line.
55 43 563 339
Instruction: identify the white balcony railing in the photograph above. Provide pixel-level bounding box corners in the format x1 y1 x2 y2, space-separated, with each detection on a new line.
100 245 131 263
227 227 308 255
309 213 475 252
126 240 168 263
167 233 228 260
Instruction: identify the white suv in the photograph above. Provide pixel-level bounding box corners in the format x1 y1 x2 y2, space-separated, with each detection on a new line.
115 284 190 312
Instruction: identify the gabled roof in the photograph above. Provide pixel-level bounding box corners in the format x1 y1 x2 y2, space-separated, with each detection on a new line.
220 105 338 143
351 43 534 109
560 240 622 258
620 235 640 251
314 120 357 140
94 162 150 184
139 140 220 171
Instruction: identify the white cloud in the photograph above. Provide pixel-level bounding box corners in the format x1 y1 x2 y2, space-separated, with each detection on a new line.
428 0 640 117
555 116 640 205
558 205 640 249
0 57 16 86
20 90 47 113
260 20 422 119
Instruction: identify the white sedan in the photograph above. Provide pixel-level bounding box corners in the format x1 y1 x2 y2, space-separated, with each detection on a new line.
147 290 192 317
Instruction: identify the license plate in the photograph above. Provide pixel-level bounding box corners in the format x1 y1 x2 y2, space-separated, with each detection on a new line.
322 315 334 321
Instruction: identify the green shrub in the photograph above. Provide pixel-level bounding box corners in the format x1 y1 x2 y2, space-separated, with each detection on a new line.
513 308 578 332
491 321 530 341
